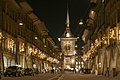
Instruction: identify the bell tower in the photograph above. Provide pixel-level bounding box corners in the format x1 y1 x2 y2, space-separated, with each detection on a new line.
60 5 77 70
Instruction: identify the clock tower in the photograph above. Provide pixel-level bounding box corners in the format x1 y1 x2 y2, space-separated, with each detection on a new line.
60 7 77 70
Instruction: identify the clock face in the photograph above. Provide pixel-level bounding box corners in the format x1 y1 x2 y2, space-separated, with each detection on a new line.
64 44 71 51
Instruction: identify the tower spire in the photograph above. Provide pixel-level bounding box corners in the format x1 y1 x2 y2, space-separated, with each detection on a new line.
61 1 75 38
66 3 70 27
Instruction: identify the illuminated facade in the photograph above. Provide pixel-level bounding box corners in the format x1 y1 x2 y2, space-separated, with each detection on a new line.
82 0 120 77
0 0 60 73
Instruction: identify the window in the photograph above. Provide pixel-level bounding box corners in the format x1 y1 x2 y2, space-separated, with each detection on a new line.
102 0 104 3
13 44 16 54
117 9 120 22
19 42 25 52
89 10 96 20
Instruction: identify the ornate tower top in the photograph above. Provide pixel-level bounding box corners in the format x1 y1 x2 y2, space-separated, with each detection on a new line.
66 5 70 27
61 5 75 38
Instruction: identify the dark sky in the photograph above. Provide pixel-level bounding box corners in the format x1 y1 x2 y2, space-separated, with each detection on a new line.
26 0 90 47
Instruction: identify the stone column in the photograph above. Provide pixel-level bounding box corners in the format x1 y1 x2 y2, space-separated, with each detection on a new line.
110 47 117 77
102 47 107 76
15 40 19 65
95 55 98 75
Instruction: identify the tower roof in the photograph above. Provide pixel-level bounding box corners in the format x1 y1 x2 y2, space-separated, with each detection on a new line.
61 5 75 38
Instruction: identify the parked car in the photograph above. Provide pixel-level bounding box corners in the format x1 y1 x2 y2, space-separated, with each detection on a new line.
4 66 24 77
24 68 34 76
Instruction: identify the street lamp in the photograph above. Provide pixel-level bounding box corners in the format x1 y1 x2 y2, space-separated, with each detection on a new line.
35 36 38 40
19 22 23 26
79 19 83 25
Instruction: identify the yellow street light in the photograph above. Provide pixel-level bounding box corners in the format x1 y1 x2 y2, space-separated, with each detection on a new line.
79 19 83 25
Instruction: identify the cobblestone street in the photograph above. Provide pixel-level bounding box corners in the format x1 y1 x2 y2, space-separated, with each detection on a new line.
58 72 120 80
0 72 120 80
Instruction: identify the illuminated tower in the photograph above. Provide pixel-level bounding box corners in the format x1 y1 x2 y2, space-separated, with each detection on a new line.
60 6 77 70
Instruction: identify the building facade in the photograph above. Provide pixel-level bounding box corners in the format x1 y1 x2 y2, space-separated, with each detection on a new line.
82 0 120 77
0 0 60 73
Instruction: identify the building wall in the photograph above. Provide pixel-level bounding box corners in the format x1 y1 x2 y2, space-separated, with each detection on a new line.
83 0 120 76
0 0 60 73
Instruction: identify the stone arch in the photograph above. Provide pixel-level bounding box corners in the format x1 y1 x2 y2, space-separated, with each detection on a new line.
11 59 15 66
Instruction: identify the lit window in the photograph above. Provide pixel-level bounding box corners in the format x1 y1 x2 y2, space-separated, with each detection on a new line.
89 10 95 19
66 32 70 37
102 0 104 3
19 42 25 52
0 32 3 40
71 59 75 63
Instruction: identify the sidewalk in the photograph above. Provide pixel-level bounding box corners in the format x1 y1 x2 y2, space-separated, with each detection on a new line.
0 72 62 80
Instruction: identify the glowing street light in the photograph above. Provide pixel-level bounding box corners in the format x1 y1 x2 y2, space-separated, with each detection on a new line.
58 38 60 41
19 22 23 26
79 19 83 25
35 36 38 40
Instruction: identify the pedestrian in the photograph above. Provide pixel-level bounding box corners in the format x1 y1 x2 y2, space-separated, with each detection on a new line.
105 67 109 77
51 69 54 74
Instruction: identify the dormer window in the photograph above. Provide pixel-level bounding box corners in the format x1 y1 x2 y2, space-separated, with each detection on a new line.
66 32 70 37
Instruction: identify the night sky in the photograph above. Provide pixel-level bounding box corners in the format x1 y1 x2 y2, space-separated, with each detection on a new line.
26 0 90 47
